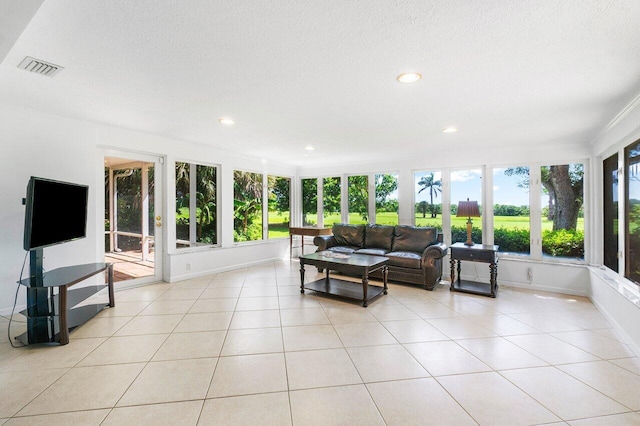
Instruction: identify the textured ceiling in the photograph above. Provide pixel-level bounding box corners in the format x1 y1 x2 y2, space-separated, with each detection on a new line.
1 0 640 167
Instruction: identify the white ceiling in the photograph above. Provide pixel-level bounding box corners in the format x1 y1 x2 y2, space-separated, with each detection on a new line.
2 0 640 167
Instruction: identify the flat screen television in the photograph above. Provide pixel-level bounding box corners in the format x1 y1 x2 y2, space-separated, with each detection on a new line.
23 177 89 251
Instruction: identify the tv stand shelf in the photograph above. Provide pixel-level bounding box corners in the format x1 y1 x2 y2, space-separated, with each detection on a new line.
17 262 114 346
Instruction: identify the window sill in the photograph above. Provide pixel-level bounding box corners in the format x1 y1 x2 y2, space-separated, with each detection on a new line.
589 265 640 308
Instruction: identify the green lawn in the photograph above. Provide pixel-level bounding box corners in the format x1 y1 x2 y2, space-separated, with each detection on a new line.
266 211 584 239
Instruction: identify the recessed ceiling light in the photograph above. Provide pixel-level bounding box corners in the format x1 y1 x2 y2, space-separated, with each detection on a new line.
396 72 422 83
442 127 458 133
219 118 235 125
305 145 315 151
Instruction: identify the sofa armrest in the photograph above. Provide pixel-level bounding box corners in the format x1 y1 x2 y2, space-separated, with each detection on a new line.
313 235 337 252
422 242 448 263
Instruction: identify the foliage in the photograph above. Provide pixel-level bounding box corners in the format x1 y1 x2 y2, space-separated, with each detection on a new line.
323 177 341 215
233 170 263 242
268 176 290 213
417 173 442 218
494 227 530 253
493 204 529 217
375 174 398 208
542 229 584 258
301 178 318 225
348 175 368 222
175 162 217 245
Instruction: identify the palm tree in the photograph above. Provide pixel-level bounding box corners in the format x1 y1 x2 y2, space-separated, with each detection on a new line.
417 173 442 218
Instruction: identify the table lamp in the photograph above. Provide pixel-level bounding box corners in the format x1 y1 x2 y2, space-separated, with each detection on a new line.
456 198 480 246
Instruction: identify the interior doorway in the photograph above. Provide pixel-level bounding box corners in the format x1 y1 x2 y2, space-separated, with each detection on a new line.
104 155 162 284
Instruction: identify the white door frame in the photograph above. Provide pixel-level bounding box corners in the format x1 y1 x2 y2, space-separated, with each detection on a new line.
99 148 165 287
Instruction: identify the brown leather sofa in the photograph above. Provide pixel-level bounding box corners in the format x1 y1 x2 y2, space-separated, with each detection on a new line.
313 223 448 290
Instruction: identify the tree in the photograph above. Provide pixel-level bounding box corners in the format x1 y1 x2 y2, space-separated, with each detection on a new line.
322 177 341 215
417 173 442 218
375 174 398 211
233 171 262 240
348 176 369 221
418 201 428 218
504 165 583 231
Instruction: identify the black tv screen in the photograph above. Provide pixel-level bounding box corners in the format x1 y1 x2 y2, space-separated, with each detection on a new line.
23 177 89 251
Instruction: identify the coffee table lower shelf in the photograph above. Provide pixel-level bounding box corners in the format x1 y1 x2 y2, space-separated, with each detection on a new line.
304 278 386 306
451 279 496 298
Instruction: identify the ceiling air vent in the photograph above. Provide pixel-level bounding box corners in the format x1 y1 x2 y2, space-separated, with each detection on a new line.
17 56 63 77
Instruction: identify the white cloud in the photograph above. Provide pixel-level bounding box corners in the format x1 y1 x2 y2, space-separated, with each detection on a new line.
450 170 481 182
493 185 499 191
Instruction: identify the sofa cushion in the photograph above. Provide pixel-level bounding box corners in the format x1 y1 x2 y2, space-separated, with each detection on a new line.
392 226 437 253
386 251 421 269
332 223 365 248
364 224 394 251
355 248 389 256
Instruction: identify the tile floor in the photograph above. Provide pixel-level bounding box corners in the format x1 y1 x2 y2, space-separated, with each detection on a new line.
1 260 640 425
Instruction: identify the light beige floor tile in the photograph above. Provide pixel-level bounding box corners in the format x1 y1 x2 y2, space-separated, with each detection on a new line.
69 316 132 338
610 357 640 375
559 361 640 410
152 330 225 360
242 277 277 287
103 400 203 425
156 288 205 301
381 319 449 343
220 328 283 356
437 371 560 425
0 338 106 372
0 368 68 418
442 299 500 316
116 287 167 302
282 325 342 351
506 334 599 365
200 287 242 299
280 308 330 326
367 378 476 425
278 295 322 309
507 312 584 332
189 298 238 313
277 285 306 296
463 314 541 336
235 296 280 311
95 301 150 317
198 392 291 425
368 304 420 321
173 279 211 289
290 384 385 426
286 348 362 389
114 314 183 336
456 336 548 370
324 307 378 324
174 312 233 332
229 310 281 329
568 412 640 425
556 308 613 330
550 330 636 359
591 327 629 344
118 358 216 406
239 286 278 297
333 322 397 347
501 366 628 420
5 409 110 425
138 299 195 315
207 352 287 397
18 363 144 416
347 344 429 382
427 317 497 339
405 340 491 376
207 280 244 288
78 334 167 366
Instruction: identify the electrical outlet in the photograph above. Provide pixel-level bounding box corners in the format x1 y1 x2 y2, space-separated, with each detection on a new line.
186 262 192 271
527 267 533 281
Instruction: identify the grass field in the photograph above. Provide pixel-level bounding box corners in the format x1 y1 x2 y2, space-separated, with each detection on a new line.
267 211 584 238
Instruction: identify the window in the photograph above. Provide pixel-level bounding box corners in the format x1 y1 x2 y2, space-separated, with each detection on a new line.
493 167 530 255
268 176 290 238
301 178 318 226
175 162 217 248
540 164 584 260
233 170 263 242
625 141 640 283
375 173 398 225
603 154 619 272
348 175 368 224
414 171 442 230
323 177 341 226
451 169 482 244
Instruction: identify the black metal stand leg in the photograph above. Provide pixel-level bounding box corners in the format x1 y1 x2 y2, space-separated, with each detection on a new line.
383 266 388 295
362 274 369 307
299 262 305 294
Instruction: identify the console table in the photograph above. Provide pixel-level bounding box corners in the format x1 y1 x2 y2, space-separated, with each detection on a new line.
449 243 499 297
17 262 114 345
289 226 332 258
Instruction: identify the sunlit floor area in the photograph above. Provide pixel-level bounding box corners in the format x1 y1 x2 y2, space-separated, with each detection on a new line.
105 251 154 282
1 260 640 425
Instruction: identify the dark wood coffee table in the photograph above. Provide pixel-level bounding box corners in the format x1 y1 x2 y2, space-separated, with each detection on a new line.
299 252 388 307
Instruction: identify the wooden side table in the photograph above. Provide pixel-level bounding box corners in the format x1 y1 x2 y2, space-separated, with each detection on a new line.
289 226 332 258
449 242 499 297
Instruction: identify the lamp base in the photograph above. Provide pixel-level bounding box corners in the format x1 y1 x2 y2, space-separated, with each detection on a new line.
464 240 475 246
465 219 474 246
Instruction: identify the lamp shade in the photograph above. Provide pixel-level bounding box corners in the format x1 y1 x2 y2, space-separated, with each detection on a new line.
457 199 480 218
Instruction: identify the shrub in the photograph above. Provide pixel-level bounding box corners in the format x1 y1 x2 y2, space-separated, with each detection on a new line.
494 227 529 253
542 229 584 258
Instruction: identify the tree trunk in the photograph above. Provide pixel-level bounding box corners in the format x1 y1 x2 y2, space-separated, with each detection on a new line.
549 165 580 231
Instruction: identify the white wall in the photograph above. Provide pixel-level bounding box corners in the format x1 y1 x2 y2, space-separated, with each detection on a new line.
0 105 295 314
